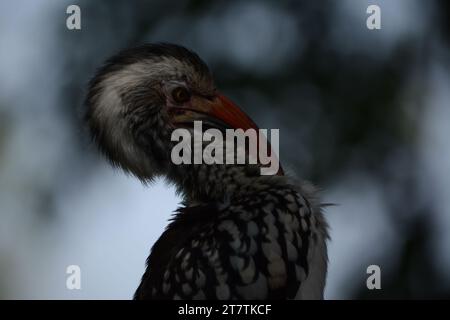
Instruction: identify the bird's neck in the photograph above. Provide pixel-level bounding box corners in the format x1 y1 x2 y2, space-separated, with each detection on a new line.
146 125 287 205
167 163 287 206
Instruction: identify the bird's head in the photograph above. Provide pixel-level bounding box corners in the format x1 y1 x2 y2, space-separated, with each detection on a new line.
85 43 279 181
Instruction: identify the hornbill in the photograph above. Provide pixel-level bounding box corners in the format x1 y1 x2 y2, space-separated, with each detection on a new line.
85 43 329 300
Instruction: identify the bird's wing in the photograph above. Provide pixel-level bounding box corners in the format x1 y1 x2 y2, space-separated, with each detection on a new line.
135 190 324 300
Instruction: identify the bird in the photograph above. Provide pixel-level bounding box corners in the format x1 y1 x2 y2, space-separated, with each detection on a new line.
85 43 329 300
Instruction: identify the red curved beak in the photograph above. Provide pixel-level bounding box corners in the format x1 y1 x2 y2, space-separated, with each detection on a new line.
171 92 284 176
208 94 259 131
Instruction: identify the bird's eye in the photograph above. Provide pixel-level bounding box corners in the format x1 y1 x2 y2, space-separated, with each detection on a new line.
172 87 191 104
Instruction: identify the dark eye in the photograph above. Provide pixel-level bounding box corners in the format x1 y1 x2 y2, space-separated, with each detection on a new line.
172 87 191 103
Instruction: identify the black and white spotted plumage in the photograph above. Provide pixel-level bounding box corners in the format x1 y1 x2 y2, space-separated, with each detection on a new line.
85 43 329 300
135 181 328 300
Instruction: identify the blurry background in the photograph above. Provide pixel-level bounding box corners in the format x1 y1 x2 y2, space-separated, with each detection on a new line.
0 0 449 299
